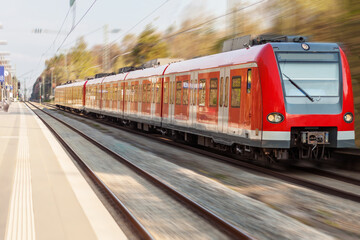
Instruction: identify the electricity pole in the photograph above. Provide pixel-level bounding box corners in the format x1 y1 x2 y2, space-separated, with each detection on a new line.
103 24 109 72
103 25 120 72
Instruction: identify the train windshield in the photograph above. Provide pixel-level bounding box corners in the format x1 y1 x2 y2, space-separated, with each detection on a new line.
276 52 342 114
277 52 340 98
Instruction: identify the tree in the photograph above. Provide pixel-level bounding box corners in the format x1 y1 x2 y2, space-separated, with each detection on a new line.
126 25 169 66
69 38 98 80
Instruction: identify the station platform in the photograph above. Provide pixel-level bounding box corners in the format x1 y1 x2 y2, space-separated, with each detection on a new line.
0 102 126 240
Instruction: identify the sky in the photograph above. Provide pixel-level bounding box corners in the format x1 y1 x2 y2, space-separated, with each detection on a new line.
0 0 230 94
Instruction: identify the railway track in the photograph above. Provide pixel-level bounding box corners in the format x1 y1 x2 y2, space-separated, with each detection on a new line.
42 102 360 204
27 102 253 240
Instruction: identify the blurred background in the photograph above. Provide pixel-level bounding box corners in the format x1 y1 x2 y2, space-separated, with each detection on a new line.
4 0 359 145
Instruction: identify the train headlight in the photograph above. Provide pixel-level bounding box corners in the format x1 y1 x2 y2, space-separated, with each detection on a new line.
267 113 284 123
344 112 353 123
301 43 310 50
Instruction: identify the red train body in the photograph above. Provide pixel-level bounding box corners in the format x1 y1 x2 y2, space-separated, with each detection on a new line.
55 41 356 162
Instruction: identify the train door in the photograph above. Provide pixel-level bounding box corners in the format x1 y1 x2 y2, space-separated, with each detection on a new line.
189 72 198 126
218 67 230 133
244 69 252 129
150 77 155 120
169 75 176 125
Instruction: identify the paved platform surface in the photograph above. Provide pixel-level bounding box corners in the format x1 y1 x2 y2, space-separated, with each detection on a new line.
0 102 126 240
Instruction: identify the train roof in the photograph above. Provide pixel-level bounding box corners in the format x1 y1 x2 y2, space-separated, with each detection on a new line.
56 80 86 88
102 73 127 83
164 44 265 74
86 77 105 86
125 64 168 80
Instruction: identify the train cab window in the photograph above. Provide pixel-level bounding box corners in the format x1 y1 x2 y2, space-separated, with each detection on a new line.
199 79 206 106
176 81 182 105
224 77 229 107
183 81 189 105
164 82 169 104
209 78 218 107
231 76 241 108
247 69 252 94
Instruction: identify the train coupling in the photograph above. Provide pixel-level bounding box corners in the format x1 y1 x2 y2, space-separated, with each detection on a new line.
301 131 329 145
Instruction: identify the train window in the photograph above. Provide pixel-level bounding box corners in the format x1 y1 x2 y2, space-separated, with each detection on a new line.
176 81 182 105
231 76 241 108
199 79 206 106
219 77 224 107
96 86 101 100
120 84 124 102
129 85 134 102
247 69 252 94
124 85 128 102
105 86 108 101
164 82 169 104
209 78 218 107
225 76 229 107
183 81 189 105
156 82 161 104
147 84 151 103
113 85 116 101
142 84 147 103
150 83 154 103
134 85 138 102
194 79 198 105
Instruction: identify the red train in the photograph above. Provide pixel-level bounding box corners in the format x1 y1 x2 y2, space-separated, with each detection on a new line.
55 37 356 164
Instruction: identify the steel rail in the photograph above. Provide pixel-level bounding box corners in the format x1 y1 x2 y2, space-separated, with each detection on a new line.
30 102 254 240
25 102 154 240
293 166 360 186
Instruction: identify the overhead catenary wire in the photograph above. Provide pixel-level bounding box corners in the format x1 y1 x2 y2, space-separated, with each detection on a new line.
30 0 265 83
162 0 265 41
28 6 73 81
61 0 172 73
51 7 72 51
109 0 171 46
72 0 266 74
56 0 98 52
61 26 103 49
27 0 98 83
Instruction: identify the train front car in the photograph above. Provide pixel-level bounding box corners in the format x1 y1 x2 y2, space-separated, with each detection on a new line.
258 41 355 163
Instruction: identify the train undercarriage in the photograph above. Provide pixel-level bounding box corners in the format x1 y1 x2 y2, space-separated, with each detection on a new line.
58 106 336 167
